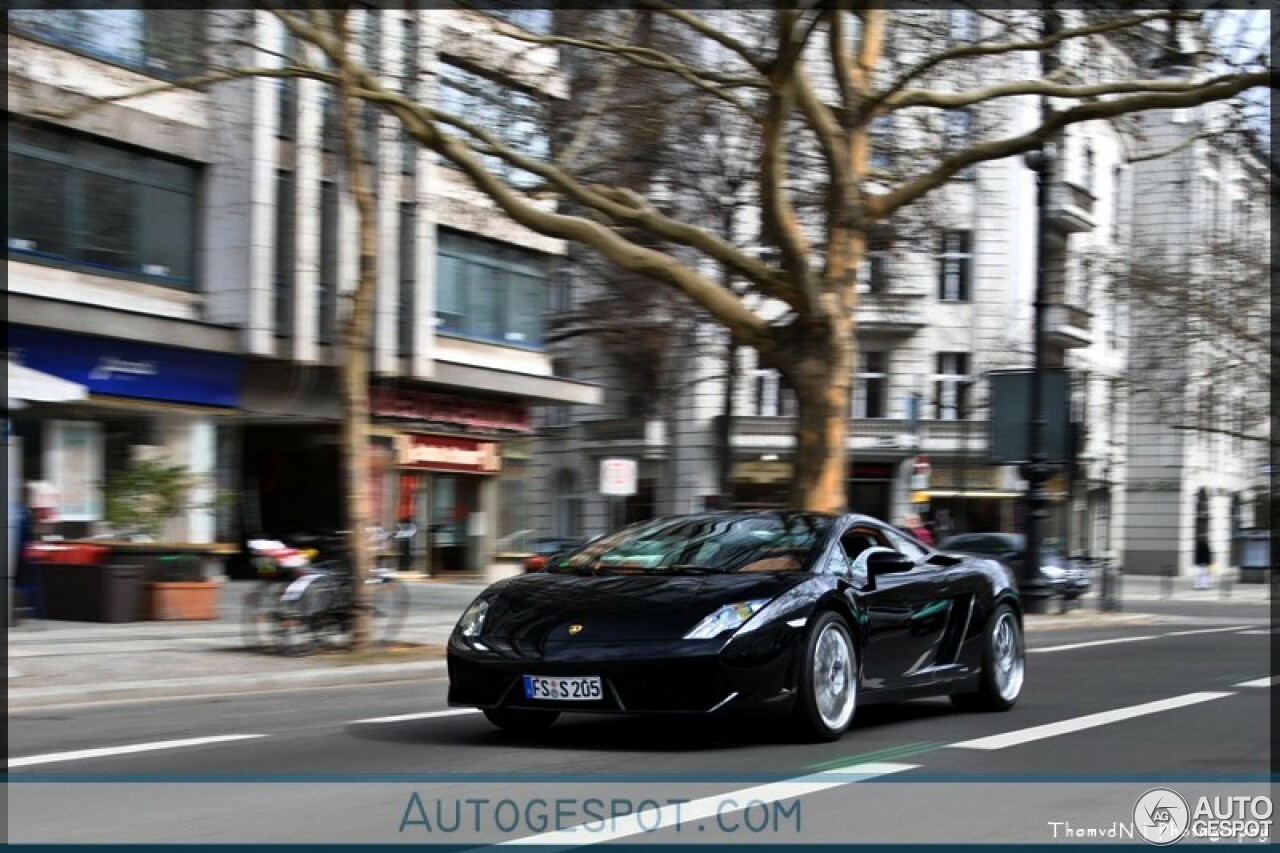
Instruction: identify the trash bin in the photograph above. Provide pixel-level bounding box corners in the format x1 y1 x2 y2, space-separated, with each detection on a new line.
40 559 144 623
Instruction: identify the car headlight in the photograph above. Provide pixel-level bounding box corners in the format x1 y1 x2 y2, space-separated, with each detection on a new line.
684 599 771 640
457 599 490 638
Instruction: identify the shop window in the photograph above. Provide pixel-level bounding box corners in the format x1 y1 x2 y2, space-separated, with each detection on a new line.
7 120 198 289
435 229 548 347
44 420 104 522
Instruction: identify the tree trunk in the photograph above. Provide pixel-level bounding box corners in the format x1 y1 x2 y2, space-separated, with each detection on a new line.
337 13 375 651
786 312 854 513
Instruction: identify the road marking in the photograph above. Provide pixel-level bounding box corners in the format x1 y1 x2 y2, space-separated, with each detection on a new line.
1233 676 1276 688
949 692 1233 751
1031 635 1158 653
8 734 266 769
1032 625 1256 654
351 709 480 724
498 762 918 845
1236 629 1275 635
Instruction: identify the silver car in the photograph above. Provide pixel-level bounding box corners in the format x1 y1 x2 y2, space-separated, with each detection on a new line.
938 532 1091 600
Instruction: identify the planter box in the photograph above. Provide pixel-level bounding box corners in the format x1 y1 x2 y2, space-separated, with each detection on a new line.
146 580 221 621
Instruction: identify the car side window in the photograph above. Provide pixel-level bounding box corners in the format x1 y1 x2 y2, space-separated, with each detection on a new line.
882 526 930 563
837 527 889 584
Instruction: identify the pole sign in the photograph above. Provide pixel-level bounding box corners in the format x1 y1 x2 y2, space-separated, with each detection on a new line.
987 368 1072 464
910 455 931 491
600 458 637 496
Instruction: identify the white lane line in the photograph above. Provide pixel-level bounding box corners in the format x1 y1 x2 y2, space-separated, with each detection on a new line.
352 709 481 724
1236 629 1274 635
1032 635 1158 653
9 734 266 769
499 762 918 846
1163 626 1252 637
1032 625 1256 654
1234 676 1276 688
950 692 1233 751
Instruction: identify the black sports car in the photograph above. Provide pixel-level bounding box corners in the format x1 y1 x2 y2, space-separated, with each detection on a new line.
448 511 1024 741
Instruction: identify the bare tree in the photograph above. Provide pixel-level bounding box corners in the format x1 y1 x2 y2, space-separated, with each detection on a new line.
33 7 1270 602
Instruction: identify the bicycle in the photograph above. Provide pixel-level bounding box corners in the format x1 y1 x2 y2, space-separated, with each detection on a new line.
243 532 410 655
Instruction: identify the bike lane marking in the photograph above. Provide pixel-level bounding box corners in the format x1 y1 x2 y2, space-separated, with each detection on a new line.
8 734 267 769
496 761 919 846
947 692 1233 751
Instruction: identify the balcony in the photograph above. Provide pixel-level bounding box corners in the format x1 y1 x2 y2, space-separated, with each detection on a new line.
579 417 668 458
1045 302 1094 349
855 289 928 337
1044 180 1098 234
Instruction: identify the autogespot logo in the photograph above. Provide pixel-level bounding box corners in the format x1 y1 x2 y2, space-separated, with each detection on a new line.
1134 788 1190 846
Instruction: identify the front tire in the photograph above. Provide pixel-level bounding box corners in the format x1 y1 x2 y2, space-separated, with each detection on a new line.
952 603 1024 712
792 611 858 742
482 708 560 732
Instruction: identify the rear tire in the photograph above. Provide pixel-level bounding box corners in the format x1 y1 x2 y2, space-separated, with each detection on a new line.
792 611 858 742
483 708 560 732
951 603 1024 712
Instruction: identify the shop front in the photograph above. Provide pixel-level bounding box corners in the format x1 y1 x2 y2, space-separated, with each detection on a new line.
5 324 243 544
371 385 532 577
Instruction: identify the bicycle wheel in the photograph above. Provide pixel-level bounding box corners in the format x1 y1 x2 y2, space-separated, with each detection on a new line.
367 577 409 645
271 582 323 656
241 581 286 652
306 575 348 651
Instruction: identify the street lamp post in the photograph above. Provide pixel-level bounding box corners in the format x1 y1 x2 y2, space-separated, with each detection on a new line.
1021 143 1057 615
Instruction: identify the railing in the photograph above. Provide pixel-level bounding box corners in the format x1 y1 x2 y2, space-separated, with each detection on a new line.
580 417 647 442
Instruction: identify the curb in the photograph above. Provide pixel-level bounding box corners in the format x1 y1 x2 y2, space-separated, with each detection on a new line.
8 660 450 710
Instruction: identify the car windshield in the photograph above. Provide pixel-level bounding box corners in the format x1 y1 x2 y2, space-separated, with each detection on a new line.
547 513 833 575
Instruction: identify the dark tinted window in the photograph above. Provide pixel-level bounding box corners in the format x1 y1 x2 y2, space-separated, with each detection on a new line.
551 514 832 575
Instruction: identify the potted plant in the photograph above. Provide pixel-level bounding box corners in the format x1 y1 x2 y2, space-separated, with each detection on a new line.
103 456 223 620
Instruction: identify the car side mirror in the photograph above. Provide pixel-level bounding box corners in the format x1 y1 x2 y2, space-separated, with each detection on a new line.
867 550 914 576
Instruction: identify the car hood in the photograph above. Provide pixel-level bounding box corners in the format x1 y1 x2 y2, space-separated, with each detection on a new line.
474 571 805 645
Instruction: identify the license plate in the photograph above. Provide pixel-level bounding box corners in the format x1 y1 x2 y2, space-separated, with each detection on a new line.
522 675 602 701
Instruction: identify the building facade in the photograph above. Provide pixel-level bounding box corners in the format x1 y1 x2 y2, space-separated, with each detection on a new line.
6 8 600 575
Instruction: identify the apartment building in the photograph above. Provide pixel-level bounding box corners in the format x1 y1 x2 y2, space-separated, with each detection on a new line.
529 10 1264 578
6 8 599 575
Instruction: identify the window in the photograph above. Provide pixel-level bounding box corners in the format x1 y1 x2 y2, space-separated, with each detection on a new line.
948 8 977 44
44 420 103 522
361 7 381 165
488 6 553 35
7 121 198 289
1083 143 1095 192
318 180 339 343
273 169 296 337
401 16 419 174
1111 165 1123 241
933 352 971 420
754 369 797 417
435 230 548 347
859 226 893 293
398 202 416 357
937 230 972 301
854 351 888 419
943 110 974 179
868 116 894 172
277 32 297 140
8 8 205 79
438 61 549 189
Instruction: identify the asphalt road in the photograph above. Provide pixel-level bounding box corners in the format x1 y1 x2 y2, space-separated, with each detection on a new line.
8 601 1274 846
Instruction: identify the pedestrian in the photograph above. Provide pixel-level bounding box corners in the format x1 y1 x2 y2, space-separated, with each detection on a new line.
903 513 935 546
1194 537 1212 590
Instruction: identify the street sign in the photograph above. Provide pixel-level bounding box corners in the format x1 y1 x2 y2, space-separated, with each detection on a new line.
600 458 637 496
910 455 931 491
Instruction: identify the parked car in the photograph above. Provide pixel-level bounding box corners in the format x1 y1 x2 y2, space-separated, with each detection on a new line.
522 536 589 573
938 532 1091 600
448 510 1024 741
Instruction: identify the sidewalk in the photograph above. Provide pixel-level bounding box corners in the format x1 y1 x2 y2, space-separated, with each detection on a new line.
7 572 1273 710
